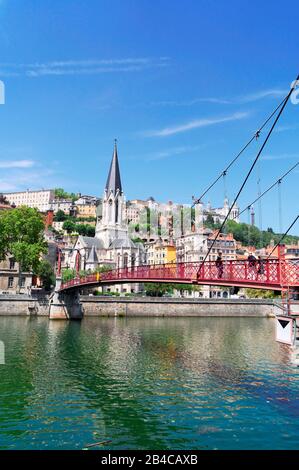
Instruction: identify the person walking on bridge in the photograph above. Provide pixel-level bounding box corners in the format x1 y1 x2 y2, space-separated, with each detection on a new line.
247 253 257 279
256 256 265 279
215 251 224 279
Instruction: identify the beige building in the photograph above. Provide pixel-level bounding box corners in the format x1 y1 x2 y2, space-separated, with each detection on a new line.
175 228 237 263
76 203 97 218
0 256 32 294
4 189 55 212
145 240 176 265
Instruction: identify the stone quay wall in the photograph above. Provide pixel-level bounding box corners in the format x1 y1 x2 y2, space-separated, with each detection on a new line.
0 294 284 318
80 296 279 318
0 295 49 316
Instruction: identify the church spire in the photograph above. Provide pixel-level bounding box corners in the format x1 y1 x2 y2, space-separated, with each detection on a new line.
105 139 122 195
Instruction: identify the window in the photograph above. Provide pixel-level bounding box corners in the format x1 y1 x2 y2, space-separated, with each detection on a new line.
8 277 14 288
21 277 26 288
9 259 15 270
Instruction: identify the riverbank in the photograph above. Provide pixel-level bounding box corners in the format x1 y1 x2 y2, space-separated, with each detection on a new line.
0 294 281 317
0 295 49 316
81 296 278 317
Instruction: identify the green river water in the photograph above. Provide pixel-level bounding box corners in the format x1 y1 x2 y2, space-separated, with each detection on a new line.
0 316 298 450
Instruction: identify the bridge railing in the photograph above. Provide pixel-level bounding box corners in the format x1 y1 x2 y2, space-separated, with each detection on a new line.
60 258 299 290
100 259 283 286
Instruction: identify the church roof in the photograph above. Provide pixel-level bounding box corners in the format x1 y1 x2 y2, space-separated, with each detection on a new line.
105 140 122 195
86 245 99 264
109 237 137 249
78 236 104 249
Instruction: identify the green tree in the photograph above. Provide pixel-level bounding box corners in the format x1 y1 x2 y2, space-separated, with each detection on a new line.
94 265 112 273
62 220 76 233
54 209 67 221
144 283 172 297
0 206 48 290
86 225 95 237
62 268 77 282
54 188 77 201
244 288 280 299
35 260 56 291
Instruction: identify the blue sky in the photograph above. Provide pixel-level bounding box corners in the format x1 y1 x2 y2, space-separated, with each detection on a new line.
0 0 298 233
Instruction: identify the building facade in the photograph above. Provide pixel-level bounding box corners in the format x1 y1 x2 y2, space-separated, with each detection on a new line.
4 189 55 212
0 257 32 295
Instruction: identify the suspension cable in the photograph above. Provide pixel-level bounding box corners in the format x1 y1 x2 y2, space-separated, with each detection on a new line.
192 95 288 206
266 215 299 259
198 75 299 271
247 207 251 246
237 161 299 219
278 179 283 234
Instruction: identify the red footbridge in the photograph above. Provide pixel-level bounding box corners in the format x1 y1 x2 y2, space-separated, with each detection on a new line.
60 257 299 293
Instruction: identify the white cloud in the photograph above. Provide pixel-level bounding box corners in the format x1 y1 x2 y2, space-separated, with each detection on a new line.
239 89 286 103
150 97 232 107
0 160 35 168
143 111 249 137
275 123 299 133
146 145 204 161
0 57 170 78
148 88 287 108
261 153 299 161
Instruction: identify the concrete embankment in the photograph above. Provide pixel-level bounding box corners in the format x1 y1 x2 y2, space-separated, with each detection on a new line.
0 295 49 316
80 296 279 317
0 294 282 317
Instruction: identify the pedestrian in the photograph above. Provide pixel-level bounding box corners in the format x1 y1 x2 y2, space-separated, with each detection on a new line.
247 253 257 279
256 256 265 276
215 251 223 279
247 253 257 267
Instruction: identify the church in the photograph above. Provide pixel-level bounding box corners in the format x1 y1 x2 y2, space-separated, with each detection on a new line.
70 141 146 292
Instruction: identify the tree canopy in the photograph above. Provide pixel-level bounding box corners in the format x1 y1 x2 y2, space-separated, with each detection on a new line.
54 188 78 202
0 206 48 272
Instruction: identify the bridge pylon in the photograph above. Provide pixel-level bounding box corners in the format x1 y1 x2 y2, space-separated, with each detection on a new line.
49 276 83 320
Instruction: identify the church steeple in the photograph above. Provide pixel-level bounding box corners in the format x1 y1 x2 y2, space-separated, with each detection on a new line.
105 139 122 195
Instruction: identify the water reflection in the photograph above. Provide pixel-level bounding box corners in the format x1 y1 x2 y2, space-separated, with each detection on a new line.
0 316 298 449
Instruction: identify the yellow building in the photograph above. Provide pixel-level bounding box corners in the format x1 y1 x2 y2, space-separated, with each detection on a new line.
75 204 97 218
145 241 176 265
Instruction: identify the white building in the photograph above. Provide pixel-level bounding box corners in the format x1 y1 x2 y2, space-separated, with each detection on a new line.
198 197 240 224
50 199 74 214
4 189 55 212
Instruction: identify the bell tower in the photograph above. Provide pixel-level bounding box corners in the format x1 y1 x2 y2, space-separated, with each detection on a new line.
95 140 128 248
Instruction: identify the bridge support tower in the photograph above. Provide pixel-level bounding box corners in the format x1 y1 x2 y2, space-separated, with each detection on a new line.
49 277 83 320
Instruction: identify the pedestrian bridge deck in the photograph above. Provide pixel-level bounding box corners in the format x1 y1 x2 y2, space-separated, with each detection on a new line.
59 258 299 292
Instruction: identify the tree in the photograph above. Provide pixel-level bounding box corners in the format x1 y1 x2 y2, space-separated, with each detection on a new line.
54 209 67 221
144 283 172 297
173 283 193 297
244 288 279 299
62 268 76 282
0 193 9 205
86 225 95 237
35 260 55 291
205 214 220 230
0 206 48 289
94 265 112 273
54 188 77 202
62 220 76 233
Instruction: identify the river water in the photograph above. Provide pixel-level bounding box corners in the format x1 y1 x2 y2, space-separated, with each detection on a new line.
0 316 298 450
